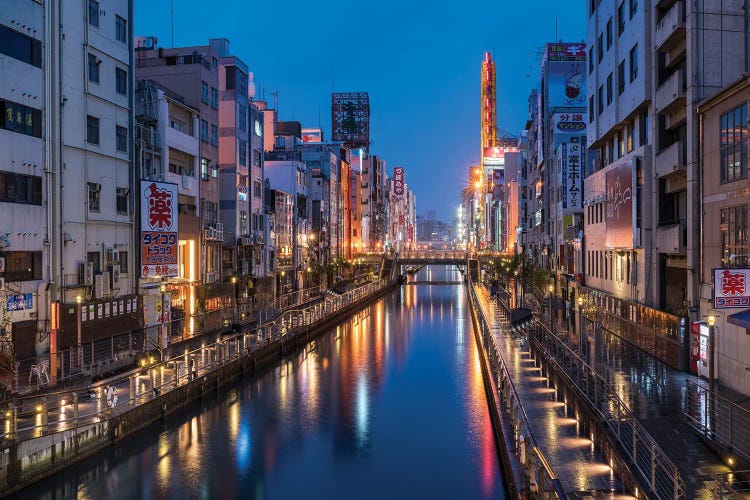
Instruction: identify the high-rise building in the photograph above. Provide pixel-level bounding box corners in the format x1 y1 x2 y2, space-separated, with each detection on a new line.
134 37 227 312
331 92 370 152
584 0 748 367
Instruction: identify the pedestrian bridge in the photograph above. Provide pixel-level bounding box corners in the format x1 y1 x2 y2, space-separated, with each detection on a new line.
396 250 468 266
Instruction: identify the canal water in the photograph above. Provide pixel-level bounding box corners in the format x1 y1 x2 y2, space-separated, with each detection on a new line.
16 266 506 499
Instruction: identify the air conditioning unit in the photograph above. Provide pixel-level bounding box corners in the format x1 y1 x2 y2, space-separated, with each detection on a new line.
79 262 94 286
101 271 111 296
108 265 120 289
204 271 215 283
94 274 105 298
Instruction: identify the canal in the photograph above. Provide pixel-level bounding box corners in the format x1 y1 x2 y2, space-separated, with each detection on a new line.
16 266 506 499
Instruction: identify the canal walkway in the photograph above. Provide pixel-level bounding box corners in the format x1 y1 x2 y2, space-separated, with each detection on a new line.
0 280 391 448
472 284 629 497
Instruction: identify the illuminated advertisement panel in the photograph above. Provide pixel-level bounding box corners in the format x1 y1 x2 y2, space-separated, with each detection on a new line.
559 143 583 210
141 181 179 278
393 167 405 196
301 128 323 143
604 162 634 248
713 268 750 309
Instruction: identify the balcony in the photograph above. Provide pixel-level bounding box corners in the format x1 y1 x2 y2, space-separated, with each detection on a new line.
166 126 199 156
655 139 686 178
654 0 685 52
656 220 687 255
655 69 686 115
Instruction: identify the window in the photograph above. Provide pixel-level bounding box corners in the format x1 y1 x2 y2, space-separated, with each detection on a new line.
238 105 247 131
640 111 649 145
721 205 750 266
629 44 638 82
597 34 603 62
589 96 595 123
116 15 127 44
116 187 129 214
0 171 42 205
88 0 99 27
720 103 748 183
116 68 127 95
239 140 247 166
629 0 637 19
116 125 128 152
597 85 604 115
253 150 262 166
225 66 236 91
211 124 218 146
86 115 100 145
627 122 634 152
212 57 218 69
618 2 625 35
211 165 218 178
88 182 100 212
240 211 248 235
606 18 612 49
0 25 42 68
201 158 210 180
87 251 101 274
618 60 626 94
0 251 42 282
588 47 594 74
1 100 42 137
254 180 262 198
119 251 129 273
201 81 209 104
88 54 100 84
201 120 209 142
211 87 218 109
606 73 613 105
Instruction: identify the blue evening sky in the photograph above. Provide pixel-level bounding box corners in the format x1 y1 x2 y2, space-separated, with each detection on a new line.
135 1 586 222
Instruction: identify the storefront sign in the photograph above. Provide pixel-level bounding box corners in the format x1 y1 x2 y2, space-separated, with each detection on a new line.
713 268 750 308
393 167 405 196
5 293 33 311
141 181 179 278
560 143 583 210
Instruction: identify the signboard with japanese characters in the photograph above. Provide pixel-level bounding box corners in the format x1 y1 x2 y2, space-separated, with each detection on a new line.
713 268 750 309
560 143 583 210
552 112 586 133
605 161 634 248
141 181 179 278
393 167 405 197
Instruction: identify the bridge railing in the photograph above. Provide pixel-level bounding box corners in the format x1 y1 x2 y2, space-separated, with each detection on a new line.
398 250 467 260
468 281 567 499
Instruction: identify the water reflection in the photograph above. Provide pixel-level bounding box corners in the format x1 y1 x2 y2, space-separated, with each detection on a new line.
18 266 504 500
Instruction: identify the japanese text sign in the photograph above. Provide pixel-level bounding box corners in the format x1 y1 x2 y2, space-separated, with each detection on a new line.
714 268 750 309
141 181 179 278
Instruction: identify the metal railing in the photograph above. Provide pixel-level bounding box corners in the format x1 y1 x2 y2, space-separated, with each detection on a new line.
468 283 566 499
513 305 685 499
0 278 390 446
712 470 750 499
684 379 750 464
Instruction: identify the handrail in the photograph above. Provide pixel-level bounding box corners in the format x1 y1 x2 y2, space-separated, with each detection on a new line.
468 281 566 499
0 278 390 444
494 284 685 500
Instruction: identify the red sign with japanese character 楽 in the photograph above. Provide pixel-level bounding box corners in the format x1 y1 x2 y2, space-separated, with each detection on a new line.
141 181 179 278
713 268 750 309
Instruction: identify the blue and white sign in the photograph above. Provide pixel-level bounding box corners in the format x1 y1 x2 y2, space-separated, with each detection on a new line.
6 293 33 311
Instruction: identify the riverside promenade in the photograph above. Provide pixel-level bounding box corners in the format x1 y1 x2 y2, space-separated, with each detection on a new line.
0 278 395 495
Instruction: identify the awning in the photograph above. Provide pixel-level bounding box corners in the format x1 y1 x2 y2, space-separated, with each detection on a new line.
727 309 750 329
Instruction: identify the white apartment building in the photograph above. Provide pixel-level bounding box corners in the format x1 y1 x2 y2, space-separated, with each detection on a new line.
585 0 748 367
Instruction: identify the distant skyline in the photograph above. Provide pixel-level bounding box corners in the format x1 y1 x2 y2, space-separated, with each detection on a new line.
135 1 586 221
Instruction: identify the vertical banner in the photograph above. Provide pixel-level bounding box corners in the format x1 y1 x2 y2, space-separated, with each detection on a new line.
141 181 179 278
564 143 583 210
393 167 405 197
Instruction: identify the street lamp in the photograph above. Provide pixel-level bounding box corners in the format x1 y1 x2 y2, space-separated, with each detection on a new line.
231 276 238 329
548 284 555 335
707 314 716 396
160 284 167 360
75 295 82 371
578 296 584 356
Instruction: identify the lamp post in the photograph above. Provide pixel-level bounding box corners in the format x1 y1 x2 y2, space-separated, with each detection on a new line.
707 314 716 395
231 276 238 329
548 284 555 335
578 296 584 357
160 284 167 361
75 295 82 371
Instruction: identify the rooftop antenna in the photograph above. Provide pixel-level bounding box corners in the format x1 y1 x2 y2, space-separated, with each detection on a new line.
555 16 558 42
171 0 175 47
271 91 280 113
